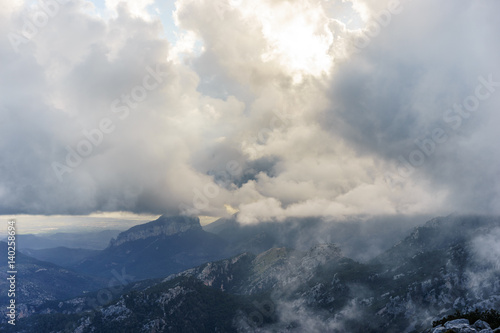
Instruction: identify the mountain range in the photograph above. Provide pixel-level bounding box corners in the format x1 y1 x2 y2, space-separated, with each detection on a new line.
71 215 229 280
1 214 499 332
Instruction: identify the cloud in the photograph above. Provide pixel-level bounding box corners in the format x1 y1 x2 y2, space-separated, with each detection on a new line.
467 227 500 300
322 0 500 215
105 0 155 20
0 0 499 221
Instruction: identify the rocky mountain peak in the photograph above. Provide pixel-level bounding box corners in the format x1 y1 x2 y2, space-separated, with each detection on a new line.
109 215 202 247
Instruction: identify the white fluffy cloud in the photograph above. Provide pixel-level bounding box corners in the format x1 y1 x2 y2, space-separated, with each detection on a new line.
0 0 499 223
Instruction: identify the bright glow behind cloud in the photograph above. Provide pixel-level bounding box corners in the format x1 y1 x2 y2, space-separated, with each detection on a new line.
258 0 334 83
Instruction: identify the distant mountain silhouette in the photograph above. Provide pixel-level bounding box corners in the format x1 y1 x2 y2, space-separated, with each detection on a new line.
72 215 229 280
0 241 103 315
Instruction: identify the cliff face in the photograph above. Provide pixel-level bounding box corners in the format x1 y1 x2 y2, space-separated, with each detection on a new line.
109 215 202 247
72 215 227 281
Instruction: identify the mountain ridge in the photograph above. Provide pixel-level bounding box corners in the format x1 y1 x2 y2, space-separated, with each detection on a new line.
109 215 202 247
72 215 229 280
3 214 500 332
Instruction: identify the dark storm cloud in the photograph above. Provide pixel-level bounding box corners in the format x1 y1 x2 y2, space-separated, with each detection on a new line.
324 0 500 214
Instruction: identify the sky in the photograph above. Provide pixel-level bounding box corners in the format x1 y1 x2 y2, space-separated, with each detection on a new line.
1 0 500 230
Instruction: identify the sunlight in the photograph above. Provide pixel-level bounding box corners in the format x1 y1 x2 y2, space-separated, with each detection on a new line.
258 2 334 83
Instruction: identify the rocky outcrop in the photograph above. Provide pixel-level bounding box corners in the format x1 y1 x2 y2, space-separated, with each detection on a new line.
428 318 498 333
109 215 202 247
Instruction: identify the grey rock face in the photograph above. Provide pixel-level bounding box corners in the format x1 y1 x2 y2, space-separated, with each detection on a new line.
474 320 491 330
444 319 470 328
431 318 495 333
109 215 201 247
